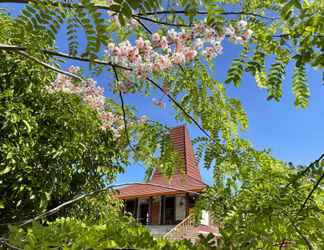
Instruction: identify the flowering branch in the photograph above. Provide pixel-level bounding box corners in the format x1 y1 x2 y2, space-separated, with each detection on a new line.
0 45 83 81
146 77 210 139
0 0 276 22
132 16 152 34
113 66 136 152
132 14 192 27
44 50 131 70
136 10 277 20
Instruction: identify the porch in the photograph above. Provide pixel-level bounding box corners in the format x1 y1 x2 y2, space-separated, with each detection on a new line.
123 194 197 226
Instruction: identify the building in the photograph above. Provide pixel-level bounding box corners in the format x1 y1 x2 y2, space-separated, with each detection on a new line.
116 125 220 241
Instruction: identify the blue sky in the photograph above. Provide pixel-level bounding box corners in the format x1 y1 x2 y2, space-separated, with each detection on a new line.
116 42 324 185
2 2 323 185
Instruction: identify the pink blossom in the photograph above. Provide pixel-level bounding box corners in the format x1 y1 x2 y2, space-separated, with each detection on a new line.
175 40 184 52
138 115 149 124
152 33 161 43
129 18 138 28
167 29 178 41
242 29 253 40
193 38 203 49
237 20 248 29
159 36 169 49
185 50 197 61
234 36 244 44
105 20 253 82
49 69 123 138
68 65 80 74
107 42 115 52
173 52 186 64
152 98 165 108
116 81 134 93
136 37 145 49
224 26 235 37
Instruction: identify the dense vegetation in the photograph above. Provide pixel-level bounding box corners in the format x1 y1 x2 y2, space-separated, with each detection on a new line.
0 0 323 249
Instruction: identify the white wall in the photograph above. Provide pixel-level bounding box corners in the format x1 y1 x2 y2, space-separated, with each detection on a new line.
175 195 186 221
200 210 209 226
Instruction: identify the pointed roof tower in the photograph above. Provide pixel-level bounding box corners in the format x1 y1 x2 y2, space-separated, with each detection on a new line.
116 125 207 199
150 125 202 181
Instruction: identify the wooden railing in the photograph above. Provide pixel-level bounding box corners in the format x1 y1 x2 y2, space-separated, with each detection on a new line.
163 214 195 240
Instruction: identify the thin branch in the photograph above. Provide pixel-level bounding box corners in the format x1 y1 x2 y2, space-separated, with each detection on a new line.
146 77 210 139
286 153 324 189
133 15 192 27
290 221 314 250
17 51 83 80
0 44 131 71
19 182 199 226
1 0 276 20
132 17 152 34
297 171 324 215
0 238 23 250
0 46 83 81
0 0 113 11
45 50 131 71
112 67 136 153
137 10 276 20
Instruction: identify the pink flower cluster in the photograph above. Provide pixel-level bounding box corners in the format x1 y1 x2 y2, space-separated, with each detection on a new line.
105 20 252 85
152 98 166 109
47 66 123 137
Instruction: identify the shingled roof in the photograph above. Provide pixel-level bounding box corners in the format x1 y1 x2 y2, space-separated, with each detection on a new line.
117 125 207 199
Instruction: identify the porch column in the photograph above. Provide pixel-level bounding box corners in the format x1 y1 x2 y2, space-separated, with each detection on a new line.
134 198 138 222
185 193 190 217
160 195 165 225
149 197 153 225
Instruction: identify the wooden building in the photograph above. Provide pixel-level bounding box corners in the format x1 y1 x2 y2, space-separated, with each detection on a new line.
116 125 220 241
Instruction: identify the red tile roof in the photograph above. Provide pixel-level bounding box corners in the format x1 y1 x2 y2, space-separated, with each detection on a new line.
116 125 207 199
116 174 207 199
151 125 202 181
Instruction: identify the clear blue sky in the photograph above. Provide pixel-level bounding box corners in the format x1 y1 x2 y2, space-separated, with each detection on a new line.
3 3 323 185
116 41 324 185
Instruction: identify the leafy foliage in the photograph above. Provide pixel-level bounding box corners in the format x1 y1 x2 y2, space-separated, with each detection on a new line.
195 142 324 249
0 50 124 227
292 63 309 108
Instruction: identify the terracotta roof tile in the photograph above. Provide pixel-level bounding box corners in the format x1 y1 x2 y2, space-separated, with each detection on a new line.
151 125 202 181
116 174 207 199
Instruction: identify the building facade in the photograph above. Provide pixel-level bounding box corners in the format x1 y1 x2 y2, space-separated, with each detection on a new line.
116 126 220 241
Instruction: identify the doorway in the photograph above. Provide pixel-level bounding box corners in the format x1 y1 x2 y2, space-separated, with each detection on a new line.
139 203 149 225
164 196 175 224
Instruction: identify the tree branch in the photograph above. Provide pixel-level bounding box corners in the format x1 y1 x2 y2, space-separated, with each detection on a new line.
132 17 152 34
45 50 131 70
290 221 314 250
19 182 199 227
297 171 324 215
137 10 276 20
1 44 212 140
132 15 192 27
146 77 210 139
0 44 131 71
0 45 83 81
0 238 23 250
112 67 136 153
